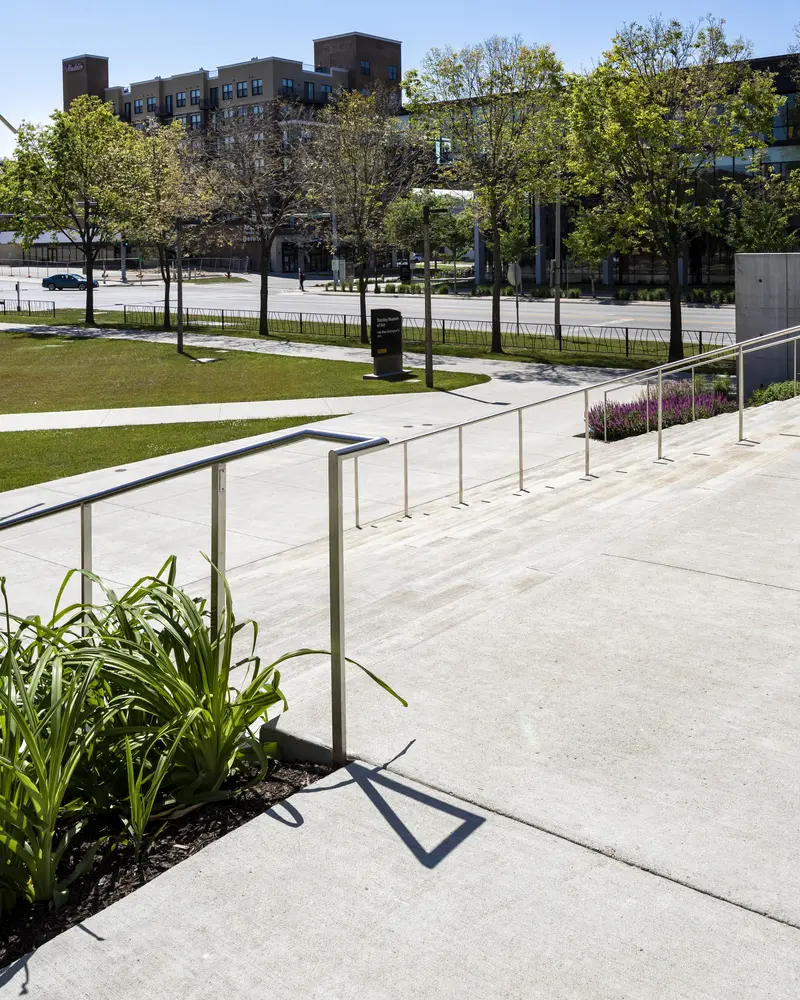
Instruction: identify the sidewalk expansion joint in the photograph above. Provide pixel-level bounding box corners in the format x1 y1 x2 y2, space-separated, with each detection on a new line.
373 762 800 933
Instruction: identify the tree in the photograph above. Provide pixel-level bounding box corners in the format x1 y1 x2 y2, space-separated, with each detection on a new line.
567 17 782 360
406 36 564 352
726 161 799 254
565 207 615 296
206 102 307 336
308 86 426 343
385 190 473 288
0 95 138 325
129 120 209 329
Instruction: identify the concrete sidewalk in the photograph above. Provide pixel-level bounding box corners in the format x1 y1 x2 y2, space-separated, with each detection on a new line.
2 763 797 999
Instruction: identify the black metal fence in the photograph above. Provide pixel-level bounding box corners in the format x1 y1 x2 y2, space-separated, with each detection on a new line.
0 299 56 317
120 304 734 358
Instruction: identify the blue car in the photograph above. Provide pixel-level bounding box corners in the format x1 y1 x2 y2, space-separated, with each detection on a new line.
42 273 99 291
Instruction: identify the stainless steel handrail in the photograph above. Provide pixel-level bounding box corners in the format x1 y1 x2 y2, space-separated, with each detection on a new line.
0 426 387 646
325 321 800 764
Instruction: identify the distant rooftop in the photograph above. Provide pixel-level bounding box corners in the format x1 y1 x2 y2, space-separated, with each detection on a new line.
313 31 401 45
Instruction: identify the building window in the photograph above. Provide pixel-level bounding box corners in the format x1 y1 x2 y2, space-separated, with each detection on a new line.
134 99 143 114
237 81 248 98
147 96 157 113
176 116 187 126
209 87 218 106
360 60 370 76
123 102 131 121
305 81 314 101
254 157 264 169
321 84 332 97
281 78 294 95
237 105 248 116
388 65 398 81
223 108 234 118
252 78 263 96
190 114 201 129
190 88 200 105
165 94 173 114
252 103 262 115
222 83 233 100
176 91 186 108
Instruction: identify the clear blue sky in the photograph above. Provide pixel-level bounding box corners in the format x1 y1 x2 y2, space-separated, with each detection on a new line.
1 0 796 157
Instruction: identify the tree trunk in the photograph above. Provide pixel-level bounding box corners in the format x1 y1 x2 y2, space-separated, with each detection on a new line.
359 247 368 345
159 246 171 329
491 218 502 354
84 247 95 326
667 252 684 362
259 237 270 336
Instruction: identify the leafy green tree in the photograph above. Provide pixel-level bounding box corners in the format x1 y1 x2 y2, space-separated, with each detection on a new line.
565 207 615 296
407 36 564 352
385 191 473 286
567 17 782 360
308 86 426 343
129 120 210 330
0 95 138 325
726 162 799 254
206 102 308 336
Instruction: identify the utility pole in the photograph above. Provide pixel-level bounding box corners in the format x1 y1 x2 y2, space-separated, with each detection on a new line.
120 234 128 283
331 211 339 291
0 112 18 135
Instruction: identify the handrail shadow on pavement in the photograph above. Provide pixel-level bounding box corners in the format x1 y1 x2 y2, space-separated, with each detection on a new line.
268 759 485 869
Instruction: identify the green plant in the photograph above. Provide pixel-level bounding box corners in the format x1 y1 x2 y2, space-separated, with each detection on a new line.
712 374 733 397
710 288 725 305
690 287 708 303
748 379 797 407
566 287 581 298
725 290 735 304
435 284 449 294
384 283 396 293
0 588 106 908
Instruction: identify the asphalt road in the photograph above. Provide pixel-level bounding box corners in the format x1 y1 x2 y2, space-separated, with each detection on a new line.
0 270 736 333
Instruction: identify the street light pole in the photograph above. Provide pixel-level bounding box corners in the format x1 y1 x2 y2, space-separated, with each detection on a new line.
554 190 562 346
422 205 448 390
176 219 184 355
423 205 433 389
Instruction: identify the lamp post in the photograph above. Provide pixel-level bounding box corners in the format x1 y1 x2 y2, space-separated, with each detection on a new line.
76 200 98 326
423 205 448 389
554 190 562 346
175 217 204 355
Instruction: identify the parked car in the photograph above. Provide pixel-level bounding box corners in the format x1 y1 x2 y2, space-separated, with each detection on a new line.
41 274 99 291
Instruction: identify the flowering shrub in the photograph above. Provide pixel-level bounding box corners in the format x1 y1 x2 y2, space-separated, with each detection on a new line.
589 382 736 441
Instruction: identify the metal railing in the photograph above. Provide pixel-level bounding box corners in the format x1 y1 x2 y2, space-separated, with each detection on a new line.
2 323 799 768
0 299 56 317
117 304 732 359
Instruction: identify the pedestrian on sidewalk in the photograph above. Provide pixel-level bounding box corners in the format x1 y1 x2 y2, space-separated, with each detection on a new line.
299 269 306 292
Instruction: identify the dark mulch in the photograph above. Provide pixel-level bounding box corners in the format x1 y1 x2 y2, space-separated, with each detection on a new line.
0 761 334 969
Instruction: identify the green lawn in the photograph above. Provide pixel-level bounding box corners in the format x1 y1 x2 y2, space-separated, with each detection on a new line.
0 416 332 492
0 331 488 414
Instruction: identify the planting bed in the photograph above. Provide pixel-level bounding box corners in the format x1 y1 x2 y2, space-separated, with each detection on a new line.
0 760 333 968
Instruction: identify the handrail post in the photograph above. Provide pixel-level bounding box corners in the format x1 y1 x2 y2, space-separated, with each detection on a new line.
794 340 797 398
458 426 463 504
80 503 92 620
646 380 651 434
518 410 524 491
210 463 227 641
691 366 696 422
738 346 744 442
584 389 590 476
354 457 360 528
657 370 663 460
403 442 409 517
603 390 608 443
328 451 347 766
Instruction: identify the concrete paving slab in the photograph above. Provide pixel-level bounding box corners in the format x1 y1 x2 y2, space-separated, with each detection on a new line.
2 764 797 1000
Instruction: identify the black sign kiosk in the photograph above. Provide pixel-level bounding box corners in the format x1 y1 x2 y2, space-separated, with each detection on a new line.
365 308 415 380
